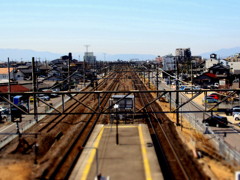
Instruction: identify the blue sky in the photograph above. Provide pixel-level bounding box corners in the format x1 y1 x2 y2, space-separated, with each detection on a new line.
1 0 240 57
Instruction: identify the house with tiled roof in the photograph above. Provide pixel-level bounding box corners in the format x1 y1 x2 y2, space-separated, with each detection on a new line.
208 63 230 77
0 62 7 68
14 63 51 81
0 68 14 83
0 84 30 93
15 68 32 80
193 72 218 88
14 65 31 80
194 63 232 88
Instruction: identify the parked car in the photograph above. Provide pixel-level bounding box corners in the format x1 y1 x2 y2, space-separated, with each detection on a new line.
179 85 195 93
232 107 240 116
202 115 228 127
208 93 220 100
202 96 218 104
234 113 240 120
50 93 59 98
208 94 218 100
193 86 201 90
29 96 34 102
30 95 50 102
184 86 193 94
0 106 7 112
39 95 50 101
0 107 9 114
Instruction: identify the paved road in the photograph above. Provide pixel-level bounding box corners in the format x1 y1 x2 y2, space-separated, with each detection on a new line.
0 83 88 149
155 78 240 153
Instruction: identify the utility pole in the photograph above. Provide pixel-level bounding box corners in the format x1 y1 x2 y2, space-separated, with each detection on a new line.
151 70 154 85
7 58 12 122
156 66 159 97
191 60 193 97
83 58 86 87
144 70 145 82
176 56 180 126
68 52 72 91
148 71 150 88
32 57 38 123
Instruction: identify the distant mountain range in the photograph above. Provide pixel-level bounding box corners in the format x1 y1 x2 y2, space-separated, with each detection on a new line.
0 48 156 61
0 47 240 62
0 49 62 61
199 47 240 59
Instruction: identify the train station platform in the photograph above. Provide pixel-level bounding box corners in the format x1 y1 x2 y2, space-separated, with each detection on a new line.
70 124 163 180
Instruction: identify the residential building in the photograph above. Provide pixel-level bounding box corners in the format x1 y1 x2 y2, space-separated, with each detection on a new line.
162 54 176 72
0 68 14 83
208 64 231 88
226 53 240 62
208 63 230 77
219 59 229 67
205 57 219 70
193 72 218 88
229 62 240 74
175 48 191 59
0 84 30 93
14 65 31 80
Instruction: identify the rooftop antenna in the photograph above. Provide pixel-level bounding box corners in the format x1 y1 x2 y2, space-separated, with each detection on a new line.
84 45 90 53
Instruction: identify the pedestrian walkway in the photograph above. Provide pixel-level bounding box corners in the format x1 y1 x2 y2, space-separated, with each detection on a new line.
70 124 163 180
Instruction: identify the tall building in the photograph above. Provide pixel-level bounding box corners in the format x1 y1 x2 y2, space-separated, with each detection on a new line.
175 48 191 58
84 52 96 64
162 54 176 71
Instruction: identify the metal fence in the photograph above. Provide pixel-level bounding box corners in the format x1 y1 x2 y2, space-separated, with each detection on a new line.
157 79 240 165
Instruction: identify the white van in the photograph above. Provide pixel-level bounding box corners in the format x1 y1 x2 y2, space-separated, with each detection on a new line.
232 107 240 116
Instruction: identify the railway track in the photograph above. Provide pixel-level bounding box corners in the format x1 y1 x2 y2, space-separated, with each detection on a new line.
7 71 117 155
38 71 117 133
131 71 208 180
39 71 122 179
0 67 211 179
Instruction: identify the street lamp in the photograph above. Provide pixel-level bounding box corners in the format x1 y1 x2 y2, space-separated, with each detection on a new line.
114 104 119 145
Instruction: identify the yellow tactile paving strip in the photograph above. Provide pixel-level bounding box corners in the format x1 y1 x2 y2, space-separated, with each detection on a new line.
81 125 152 180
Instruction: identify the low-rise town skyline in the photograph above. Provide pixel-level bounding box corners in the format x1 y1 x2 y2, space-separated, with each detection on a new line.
1 46 240 62
1 1 240 179
1 47 240 92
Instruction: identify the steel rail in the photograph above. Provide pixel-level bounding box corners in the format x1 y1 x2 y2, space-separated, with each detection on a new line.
42 71 122 179
37 71 117 133
1 88 240 95
132 71 207 179
62 79 121 179
132 73 177 179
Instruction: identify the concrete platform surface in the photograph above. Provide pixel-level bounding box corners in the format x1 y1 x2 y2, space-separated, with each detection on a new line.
70 124 163 180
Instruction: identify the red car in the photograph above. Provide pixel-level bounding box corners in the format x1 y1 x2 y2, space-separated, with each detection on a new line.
208 94 219 100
